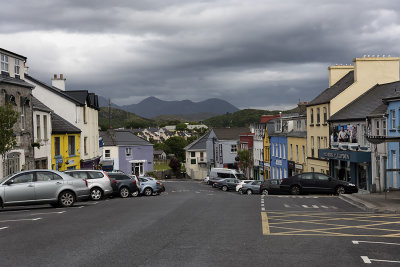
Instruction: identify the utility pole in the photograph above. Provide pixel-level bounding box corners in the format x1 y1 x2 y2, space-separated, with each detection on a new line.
108 98 111 129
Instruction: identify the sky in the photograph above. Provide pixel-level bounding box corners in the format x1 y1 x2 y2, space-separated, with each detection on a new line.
2 0 400 110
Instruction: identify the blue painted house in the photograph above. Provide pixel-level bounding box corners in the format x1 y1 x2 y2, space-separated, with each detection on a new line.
384 95 400 189
269 119 288 179
100 129 153 176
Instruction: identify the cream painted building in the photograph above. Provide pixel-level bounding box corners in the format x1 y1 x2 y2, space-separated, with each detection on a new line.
184 133 208 180
307 57 400 173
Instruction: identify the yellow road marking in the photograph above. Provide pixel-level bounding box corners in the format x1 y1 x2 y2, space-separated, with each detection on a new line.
261 212 270 235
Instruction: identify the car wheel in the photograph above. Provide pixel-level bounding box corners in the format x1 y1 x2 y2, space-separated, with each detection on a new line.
290 185 300 195
144 187 153 196
262 189 269 195
222 185 228 191
335 186 345 195
131 190 139 197
238 188 243 194
90 188 103 200
58 191 75 207
119 187 130 198
246 189 252 195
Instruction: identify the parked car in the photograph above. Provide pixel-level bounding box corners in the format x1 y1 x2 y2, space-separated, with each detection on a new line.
64 170 113 200
280 172 358 195
236 180 254 192
214 178 241 191
208 168 246 186
137 177 165 196
106 173 139 198
240 180 262 195
0 170 89 208
259 179 282 195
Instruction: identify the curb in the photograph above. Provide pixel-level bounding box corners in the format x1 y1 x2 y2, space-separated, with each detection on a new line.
339 194 398 214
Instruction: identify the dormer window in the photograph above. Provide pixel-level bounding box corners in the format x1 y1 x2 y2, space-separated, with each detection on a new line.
14 59 20 76
1 54 8 72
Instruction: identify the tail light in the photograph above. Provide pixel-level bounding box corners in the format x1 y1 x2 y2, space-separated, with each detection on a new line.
113 180 117 184
132 180 136 184
156 182 160 185
83 179 88 187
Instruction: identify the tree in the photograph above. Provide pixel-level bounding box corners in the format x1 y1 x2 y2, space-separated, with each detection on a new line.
169 157 181 173
237 149 252 179
176 122 187 131
0 103 19 175
164 136 188 161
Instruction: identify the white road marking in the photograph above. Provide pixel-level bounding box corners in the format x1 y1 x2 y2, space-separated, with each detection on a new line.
0 227 8 231
312 205 319 209
302 205 309 208
284 204 290 208
261 207 265 211
29 211 66 216
195 191 201 193
0 218 41 223
321 205 329 209
76 206 85 209
361 256 371 264
353 240 400 246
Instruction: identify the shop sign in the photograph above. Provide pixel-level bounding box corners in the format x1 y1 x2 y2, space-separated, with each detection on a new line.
276 159 282 166
295 164 303 170
264 162 270 167
322 151 350 160
56 157 63 164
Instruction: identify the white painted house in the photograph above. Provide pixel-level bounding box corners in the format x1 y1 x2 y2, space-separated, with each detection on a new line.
26 74 101 169
32 97 52 169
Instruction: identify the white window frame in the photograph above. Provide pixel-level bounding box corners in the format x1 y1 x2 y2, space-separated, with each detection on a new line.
105 149 111 158
20 98 25 130
125 147 132 157
43 115 48 140
283 144 286 159
36 115 41 141
14 58 20 76
391 110 396 130
1 54 9 72
231 144 237 153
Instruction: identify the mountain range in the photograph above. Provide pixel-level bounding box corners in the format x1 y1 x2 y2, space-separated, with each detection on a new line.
98 96 239 119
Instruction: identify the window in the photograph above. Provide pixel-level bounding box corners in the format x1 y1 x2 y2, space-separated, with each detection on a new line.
43 115 48 140
191 158 196 164
317 108 320 124
323 107 327 123
231 144 237 153
297 120 301 130
36 171 62 181
317 137 320 150
83 106 87 124
14 58 20 76
383 119 387 135
290 144 293 160
271 144 274 156
55 137 60 156
6 157 20 176
105 150 110 158
284 168 287 178
12 173 33 184
20 97 25 130
296 145 299 162
302 145 305 163
36 115 41 141
376 120 380 136
282 144 286 159
315 173 329 181
391 110 396 129
299 173 313 180
84 137 88 155
191 152 196 157
125 147 132 157
68 136 75 156
324 137 327 148
1 54 9 72
131 162 144 176
200 152 204 161
310 109 314 124
311 136 314 157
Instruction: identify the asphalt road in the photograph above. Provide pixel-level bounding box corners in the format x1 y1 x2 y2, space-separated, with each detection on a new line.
0 181 399 266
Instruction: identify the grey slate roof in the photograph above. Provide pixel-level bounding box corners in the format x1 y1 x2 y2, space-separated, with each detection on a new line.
63 91 100 110
185 132 210 151
286 130 307 138
329 81 400 122
308 71 354 106
368 103 387 117
212 127 250 140
51 113 81 134
0 73 35 88
100 129 153 146
32 96 52 113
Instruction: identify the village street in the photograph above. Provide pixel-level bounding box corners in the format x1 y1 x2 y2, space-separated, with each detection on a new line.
0 181 399 266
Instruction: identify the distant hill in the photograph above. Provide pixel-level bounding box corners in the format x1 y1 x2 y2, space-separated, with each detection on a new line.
120 97 239 119
153 112 218 122
98 107 156 130
203 107 299 128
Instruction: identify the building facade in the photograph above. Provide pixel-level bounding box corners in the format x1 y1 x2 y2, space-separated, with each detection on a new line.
184 133 209 180
32 97 52 169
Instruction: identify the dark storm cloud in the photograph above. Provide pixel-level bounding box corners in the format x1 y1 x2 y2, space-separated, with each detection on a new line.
2 0 400 109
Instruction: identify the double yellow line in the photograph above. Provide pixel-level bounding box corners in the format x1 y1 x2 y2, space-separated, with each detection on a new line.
261 212 270 235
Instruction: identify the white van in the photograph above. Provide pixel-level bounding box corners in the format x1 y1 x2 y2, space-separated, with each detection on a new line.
208 168 246 185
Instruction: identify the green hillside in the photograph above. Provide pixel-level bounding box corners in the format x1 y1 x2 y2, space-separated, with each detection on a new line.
98 107 156 130
203 107 299 127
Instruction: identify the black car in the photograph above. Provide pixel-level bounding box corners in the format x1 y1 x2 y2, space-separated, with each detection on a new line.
214 178 241 191
106 173 139 198
259 179 282 195
280 172 358 195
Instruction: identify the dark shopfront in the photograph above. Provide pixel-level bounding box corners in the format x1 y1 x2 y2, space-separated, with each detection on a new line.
319 149 371 191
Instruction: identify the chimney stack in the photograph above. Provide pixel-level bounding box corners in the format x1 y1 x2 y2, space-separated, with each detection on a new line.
328 65 354 87
51 73 66 91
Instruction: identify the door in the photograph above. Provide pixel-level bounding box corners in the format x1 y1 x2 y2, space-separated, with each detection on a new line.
298 173 316 193
34 171 64 200
3 172 35 203
313 173 334 192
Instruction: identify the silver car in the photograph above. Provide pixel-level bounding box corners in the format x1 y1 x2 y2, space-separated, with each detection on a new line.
64 170 113 200
0 170 89 208
138 176 165 196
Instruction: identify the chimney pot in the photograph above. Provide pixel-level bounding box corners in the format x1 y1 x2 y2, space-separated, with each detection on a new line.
60 74 64 79
54 74 57 79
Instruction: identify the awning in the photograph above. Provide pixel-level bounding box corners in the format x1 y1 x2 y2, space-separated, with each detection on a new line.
100 160 114 166
129 160 147 163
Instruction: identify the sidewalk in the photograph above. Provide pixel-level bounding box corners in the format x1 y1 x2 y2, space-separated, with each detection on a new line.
340 191 400 213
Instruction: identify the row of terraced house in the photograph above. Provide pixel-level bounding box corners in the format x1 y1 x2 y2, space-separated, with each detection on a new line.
0 48 154 179
186 56 400 192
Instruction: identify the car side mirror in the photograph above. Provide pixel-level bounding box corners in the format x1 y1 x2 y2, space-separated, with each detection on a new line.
6 179 14 185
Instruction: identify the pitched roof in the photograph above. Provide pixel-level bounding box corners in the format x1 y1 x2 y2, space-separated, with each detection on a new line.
212 127 249 140
368 103 387 117
185 132 210 151
32 96 52 113
51 113 81 134
153 150 165 155
100 129 153 146
0 48 27 61
0 73 35 88
329 81 400 122
308 71 354 106
286 130 307 138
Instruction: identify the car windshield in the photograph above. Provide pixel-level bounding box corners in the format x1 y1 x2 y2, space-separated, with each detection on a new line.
236 174 246 180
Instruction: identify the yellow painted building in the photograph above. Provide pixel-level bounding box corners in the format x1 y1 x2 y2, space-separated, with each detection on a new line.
51 113 81 171
263 123 272 179
287 136 307 175
307 57 400 173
